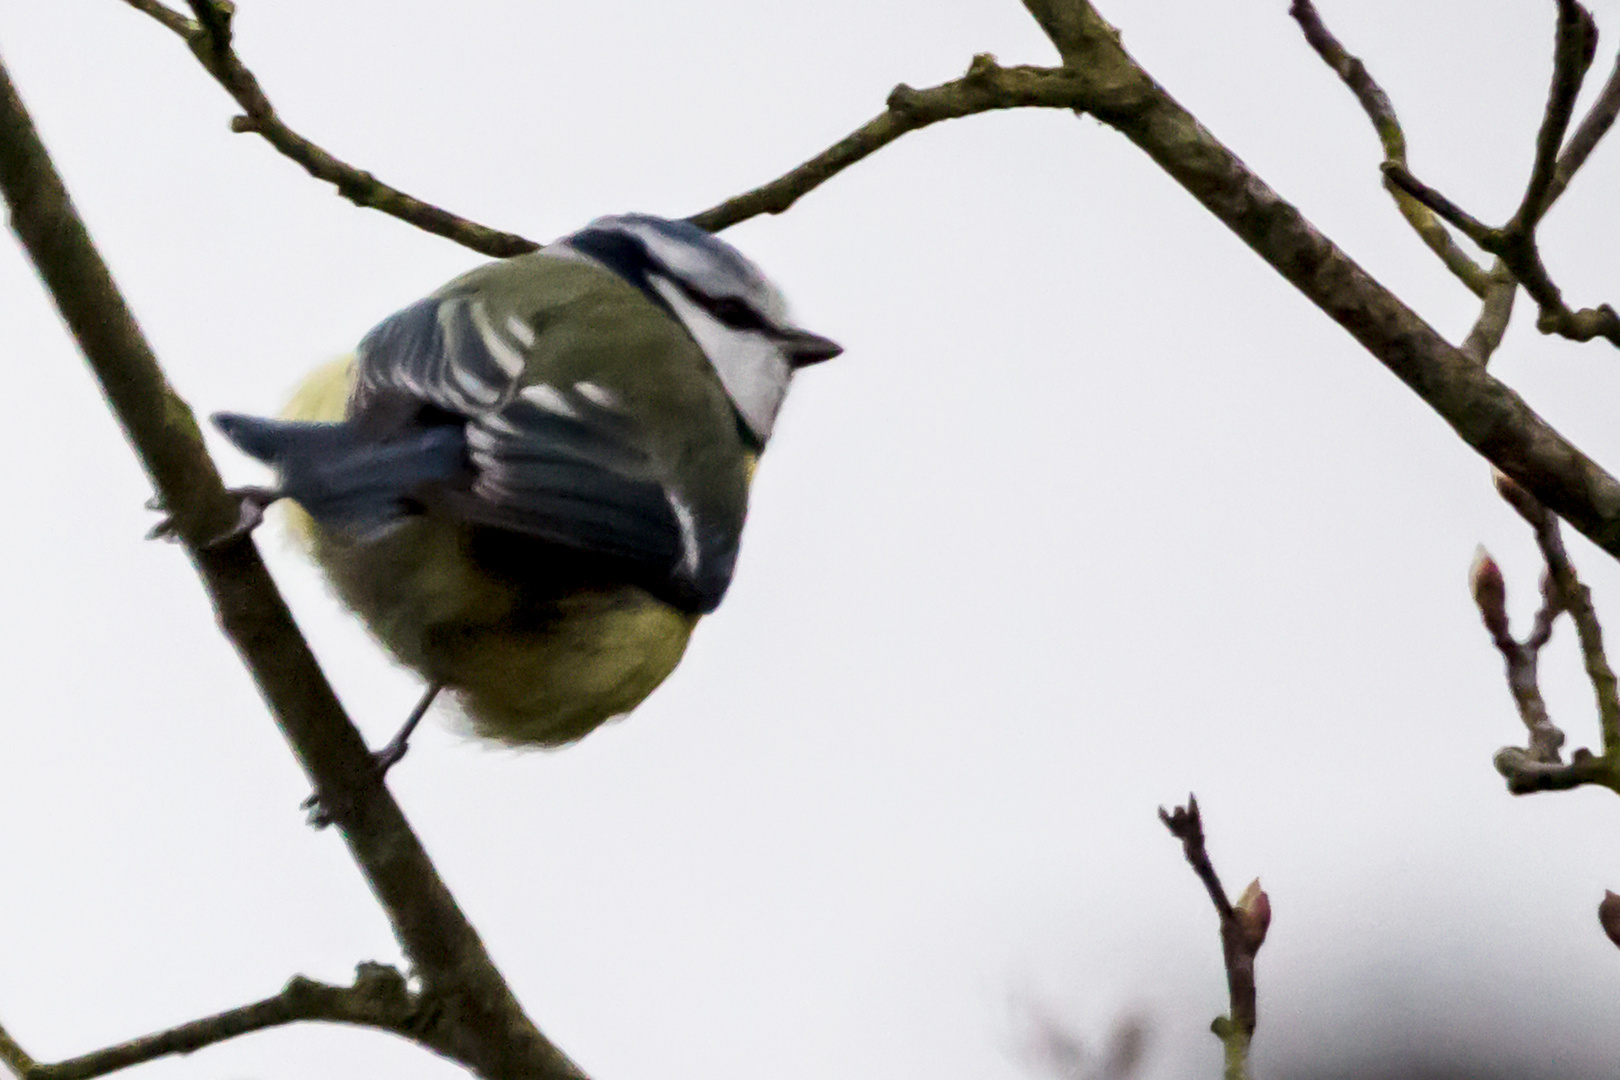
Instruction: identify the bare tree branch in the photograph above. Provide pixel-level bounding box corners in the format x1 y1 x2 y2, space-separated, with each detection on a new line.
1468 543 1566 765
1372 1 1620 350
1287 2 1538 367
1288 0 1492 296
0 1024 34 1079
1479 473 1620 796
1159 797 1268 1080
0 966 448 1080
1533 299 1620 346
1509 0 1597 233
1496 475 1620 754
1549 47 1620 206
1378 164 1496 246
118 0 541 258
1460 265 1519 365
690 54 1092 231
1012 0 1620 563
1159 796 1234 923
0 48 583 1080
122 0 190 35
1298 0 1620 798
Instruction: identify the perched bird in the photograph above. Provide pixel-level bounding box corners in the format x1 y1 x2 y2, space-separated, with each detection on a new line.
214 214 840 758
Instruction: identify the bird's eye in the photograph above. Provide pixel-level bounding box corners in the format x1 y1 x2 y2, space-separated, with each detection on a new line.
708 296 764 331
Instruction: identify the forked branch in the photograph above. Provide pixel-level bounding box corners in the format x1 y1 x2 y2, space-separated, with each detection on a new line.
121 0 541 257
1475 473 1620 795
1375 0 1620 349
0 966 442 1080
1289 0 1493 297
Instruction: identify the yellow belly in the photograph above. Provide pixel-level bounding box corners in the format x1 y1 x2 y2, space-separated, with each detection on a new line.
279 356 698 746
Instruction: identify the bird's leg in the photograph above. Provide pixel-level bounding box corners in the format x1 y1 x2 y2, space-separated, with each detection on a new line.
146 486 282 546
373 683 442 774
303 683 442 829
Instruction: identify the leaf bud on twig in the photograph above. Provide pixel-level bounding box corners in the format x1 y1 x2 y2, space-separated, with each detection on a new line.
1599 890 1620 950
1470 546 1511 640
1493 468 1550 527
1234 878 1271 950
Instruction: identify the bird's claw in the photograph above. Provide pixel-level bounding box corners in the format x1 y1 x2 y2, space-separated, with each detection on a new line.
302 790 335 829
146 487 280 547
302 742 416 830
302 686 439 829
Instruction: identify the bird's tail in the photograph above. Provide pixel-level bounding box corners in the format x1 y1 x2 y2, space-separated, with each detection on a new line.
212 413 464 539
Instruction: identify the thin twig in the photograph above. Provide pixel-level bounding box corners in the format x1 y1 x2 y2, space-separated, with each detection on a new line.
1534 299 1620 345
1549 48 1620 205
3 967 431 1080
1013 0 1620 561
1159 796 1234 921
1289 1 1521 366
119 0 540 257
1466 44 1620 363
1480 473 1620 795
1504 0 1620 346
689 54 1091 231
1460 263 1519 365
1498 477 1620 758
121 0 190 35
1374 0 1620 350
1493 746 1614 792
1288 0 1492 296
1468 543 1566 763
1379 164 1496 247
1292 3 1620 364
1383 164 1620 348
1508 0 1597 233
121 0 1157 250
1158 797 1267 1080
0 1023 35 1079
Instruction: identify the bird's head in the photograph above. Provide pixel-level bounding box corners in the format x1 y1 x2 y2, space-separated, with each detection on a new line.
560 214 841 446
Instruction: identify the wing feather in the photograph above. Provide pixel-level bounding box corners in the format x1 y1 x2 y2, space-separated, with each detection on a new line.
340 266 736 612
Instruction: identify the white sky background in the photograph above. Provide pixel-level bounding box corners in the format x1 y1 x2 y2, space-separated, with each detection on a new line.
3 1 1620 1077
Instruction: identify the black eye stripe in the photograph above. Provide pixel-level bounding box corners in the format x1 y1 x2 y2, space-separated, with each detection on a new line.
664 275 771 332
566 235 767 336
566 228 673 317
706 296 765 330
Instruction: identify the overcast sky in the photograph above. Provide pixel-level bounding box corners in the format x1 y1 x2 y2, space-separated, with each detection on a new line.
4 2 1620 1078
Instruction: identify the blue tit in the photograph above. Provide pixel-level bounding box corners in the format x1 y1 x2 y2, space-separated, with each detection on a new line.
214 214 840 751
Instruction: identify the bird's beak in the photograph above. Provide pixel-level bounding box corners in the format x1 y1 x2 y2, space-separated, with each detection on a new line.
782 328 843 367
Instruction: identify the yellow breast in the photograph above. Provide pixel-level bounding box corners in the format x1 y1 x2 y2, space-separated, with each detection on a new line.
276 355 700 746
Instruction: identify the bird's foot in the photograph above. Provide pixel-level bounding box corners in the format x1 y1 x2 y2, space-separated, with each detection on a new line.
146 486 281 546
302 685 442 829
301 744 416 829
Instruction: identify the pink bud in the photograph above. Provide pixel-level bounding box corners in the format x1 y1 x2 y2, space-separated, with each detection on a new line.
1599 891 1620 950
1470 546 1510 640
1493 469 1548 526
1234 878 1271 949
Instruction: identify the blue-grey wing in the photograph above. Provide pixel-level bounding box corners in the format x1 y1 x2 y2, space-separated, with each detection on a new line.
350 293 530 424
341 291 735 612
460 385 681 562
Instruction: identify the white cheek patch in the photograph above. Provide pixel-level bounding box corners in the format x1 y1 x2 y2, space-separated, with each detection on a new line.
651 277 791 443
